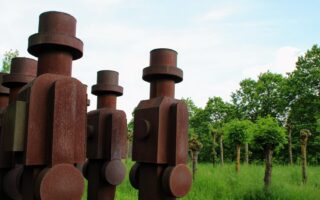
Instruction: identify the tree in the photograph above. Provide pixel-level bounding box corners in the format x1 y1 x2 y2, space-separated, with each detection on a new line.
288 45 320 98
208 124 218 166
231 79 259 120
183 97 199 120
223 119 252 173
232 72 288 163
127 108 136 160
1 49 19 73
218 129 225 165
188 133 203 181
286 45 320 164
183 98 211 162
286 122 293 165
232 72 287 122
252 116 287 188
205 97 234 165
300 129 311 184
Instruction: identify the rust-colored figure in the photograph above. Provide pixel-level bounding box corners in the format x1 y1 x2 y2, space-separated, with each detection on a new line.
0 73 10 199
1 11 86 200
0 57 37 200
83 70 127 200
129 48 192 200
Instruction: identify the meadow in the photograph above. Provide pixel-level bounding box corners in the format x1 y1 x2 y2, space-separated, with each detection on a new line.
82 162 320 200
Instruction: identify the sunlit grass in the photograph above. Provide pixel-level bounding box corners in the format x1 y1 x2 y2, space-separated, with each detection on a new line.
83 161 320 200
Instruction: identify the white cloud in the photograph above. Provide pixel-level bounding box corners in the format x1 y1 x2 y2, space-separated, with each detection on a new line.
197 4 241 22
0 1 308 120
242 46 301 78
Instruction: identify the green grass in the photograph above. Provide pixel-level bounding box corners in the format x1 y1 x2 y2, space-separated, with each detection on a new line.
83 161 320 200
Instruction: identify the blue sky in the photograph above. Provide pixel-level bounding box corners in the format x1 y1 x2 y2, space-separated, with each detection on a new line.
0 0 318 119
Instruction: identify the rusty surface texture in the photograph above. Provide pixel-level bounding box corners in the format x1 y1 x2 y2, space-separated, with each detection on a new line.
0 73 9 109
84 70 127 200
2 57 37 103
1 11 86 200
0 58 37 200
0 73 9 200
130 48 192 199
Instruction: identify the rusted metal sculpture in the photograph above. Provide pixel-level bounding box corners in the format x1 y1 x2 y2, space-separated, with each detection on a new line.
1 11 86 200
130 48 192 199
0 73 10 200
0 57 37 200
3 58 37 103
83 70 127 200
0 73 9 108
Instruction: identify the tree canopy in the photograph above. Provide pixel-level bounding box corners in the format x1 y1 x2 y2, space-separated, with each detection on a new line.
223 119 253 145
1 49 19 73
252 116 287 150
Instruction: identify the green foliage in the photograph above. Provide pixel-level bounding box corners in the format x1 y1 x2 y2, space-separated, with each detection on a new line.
231 78 258 120
252 116 287 150
1 49 18 73
185 97 235 162
223 119 253 145
288 45 320 98
127 120 134 134
232 72 287 122
205 97 235 127
182 97 199 120
127 107 136 134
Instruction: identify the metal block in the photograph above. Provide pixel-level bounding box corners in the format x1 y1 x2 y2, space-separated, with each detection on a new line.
2 101 26 152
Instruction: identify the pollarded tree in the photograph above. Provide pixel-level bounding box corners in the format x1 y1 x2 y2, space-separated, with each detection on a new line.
223 119 253 173
300 129 311 184
189 133 203 180
208 124 219 166
252 116 287 188
217 128 225 166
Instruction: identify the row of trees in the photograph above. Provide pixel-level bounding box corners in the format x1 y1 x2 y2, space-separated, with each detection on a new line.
185 45 319 167
185 44 319 188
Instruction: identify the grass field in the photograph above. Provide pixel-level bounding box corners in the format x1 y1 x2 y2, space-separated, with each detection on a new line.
82 161 320 200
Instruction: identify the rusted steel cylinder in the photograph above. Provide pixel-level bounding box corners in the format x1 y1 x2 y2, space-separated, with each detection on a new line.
0 73 9 108
28 11 83 76
92 70 123 109
143 49 182 98
2 57 37 103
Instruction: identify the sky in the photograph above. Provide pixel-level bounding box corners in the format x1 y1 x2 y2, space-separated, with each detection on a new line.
0 0 319 120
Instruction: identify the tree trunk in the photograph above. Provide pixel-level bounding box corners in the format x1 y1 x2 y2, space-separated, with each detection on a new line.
212 133 217 166
245 143 249 164
301 139 308 184
236 144 241 173
191 150 199 181
264 148 273 188
287 124 293 165
220 135 224 166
